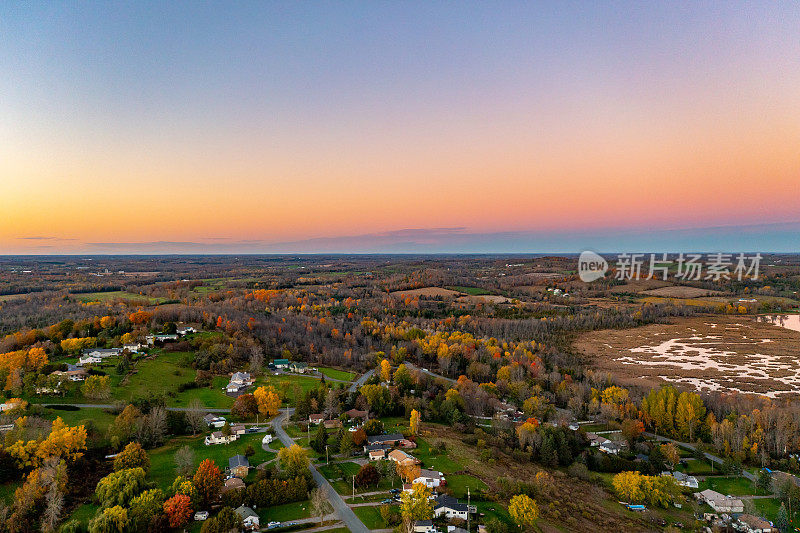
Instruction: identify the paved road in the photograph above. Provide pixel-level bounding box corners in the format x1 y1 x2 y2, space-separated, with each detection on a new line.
404 362 456 384
272 409 370 533
44 403 230 413
348 369 376 393
646 432 757 482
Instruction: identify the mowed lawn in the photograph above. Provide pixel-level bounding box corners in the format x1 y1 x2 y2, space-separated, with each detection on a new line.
445 474 488 498
148 432 276 489
258 500 312 523
71 291 166 304
112 351 232 408
352 505 395 529
256 374 324 406
698 475 767 496
41 406 117 434
317 367 355 382
413 437 463 473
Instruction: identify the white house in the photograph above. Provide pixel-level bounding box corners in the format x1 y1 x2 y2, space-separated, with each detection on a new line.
194 511 209 521
205 431 238 446
204 414 227 428
177 326 196 335
82 348 121 358
695 489 744 514
262 433 273 445
0 399 23 412
434 495 470 520
234 505 260 530
599 441 623 455
414 520 436 533
413 469 444 488
123 344 143 353
662 471 699 489
77 355 102 366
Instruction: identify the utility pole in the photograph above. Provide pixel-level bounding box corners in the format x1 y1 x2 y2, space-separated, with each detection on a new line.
352 475 355 500
326 445 329 465
467 487 471 532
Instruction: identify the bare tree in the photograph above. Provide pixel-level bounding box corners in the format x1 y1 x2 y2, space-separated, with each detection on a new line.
185 399 206 435
310 488 332 524
174 445 196 476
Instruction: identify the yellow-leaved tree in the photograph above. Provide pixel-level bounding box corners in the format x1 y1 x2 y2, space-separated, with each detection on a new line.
253 385 281 416
380 359 392 382
409 409 421 435
508 494 539 529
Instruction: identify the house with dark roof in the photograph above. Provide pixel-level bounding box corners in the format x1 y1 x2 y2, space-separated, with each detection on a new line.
414 520 436 533
366 433 405 446
234 505 260 530
229 455 250 478
434 495 473 520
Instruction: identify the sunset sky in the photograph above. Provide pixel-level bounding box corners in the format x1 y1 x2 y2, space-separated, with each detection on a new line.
2 2 799 254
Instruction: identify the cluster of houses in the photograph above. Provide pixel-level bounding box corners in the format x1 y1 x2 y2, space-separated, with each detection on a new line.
660 470 699 489
225 371 254 394
77 347 123 366
585 431 625 455
144 325 196 346
308 408 368 430
269 359 312 374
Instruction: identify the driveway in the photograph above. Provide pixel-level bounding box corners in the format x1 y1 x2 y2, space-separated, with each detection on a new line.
272 409 370 533
348 368 376 393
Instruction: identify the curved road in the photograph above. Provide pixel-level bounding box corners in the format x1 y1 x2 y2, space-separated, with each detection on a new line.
272 409 369 533
646 432 757 482
348 369 376 393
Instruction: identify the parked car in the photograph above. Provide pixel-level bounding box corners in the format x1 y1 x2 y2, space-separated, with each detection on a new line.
381 498 393 504
267 522 281 529
194 511 209 521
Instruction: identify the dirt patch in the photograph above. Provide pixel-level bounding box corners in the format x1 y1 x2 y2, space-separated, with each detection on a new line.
391 287 462 298
640 286 723 298
574 316 800 396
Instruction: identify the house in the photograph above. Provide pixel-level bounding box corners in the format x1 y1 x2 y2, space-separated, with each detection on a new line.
204 414 227 428
176 325 196 335
234 505 260 530
77 355 101 366
367 433 405 446
344 408 369 422
273 359 290 369
402 483 414 493
448 528 469 533
81 348 122 358
324 419 343 429
222 477 246 492
662 471 699 489
194 511 209 521
229 455 250 478
586 432 611 447
414 520 436 533
309 414 325 425
388 449 419 466
434 495 470 520
145 334 179 345
230 424 247 436
230 372 252 385
737 514 776 533
413 468 444 488
695 489 745 514
204 431 237 446
123 343 143 353
288 361 308 373
262 433 273 445
52 365 87 382
599 441 623 455
0 399 23 412
364 443 393 455
369 449 387 461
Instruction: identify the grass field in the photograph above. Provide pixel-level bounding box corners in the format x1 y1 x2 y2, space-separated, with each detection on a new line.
446 473 488 498
41 406 117 434
256 374 324 406
413 437 463 473
448 286 492 295
698 475 766 496
148 432 275 489
317 367 355 381
71 291 166 304
66 503 100 527
258 500 312 523
352 505 394 529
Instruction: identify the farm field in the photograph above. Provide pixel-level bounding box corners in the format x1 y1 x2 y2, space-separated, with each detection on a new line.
575 315 800 396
